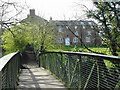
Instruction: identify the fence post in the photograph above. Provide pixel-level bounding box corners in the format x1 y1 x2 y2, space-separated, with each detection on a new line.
0 71 2 90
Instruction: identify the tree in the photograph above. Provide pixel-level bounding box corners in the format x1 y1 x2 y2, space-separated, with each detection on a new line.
86 2 120 89
29 23 59 52
87 2 120 56
2 23 34 54
2 22 58 54
0 0 27 56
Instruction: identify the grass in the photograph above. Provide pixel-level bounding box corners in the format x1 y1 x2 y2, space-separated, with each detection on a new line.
47 45 120 68
47 45 120 56
48 46 110 54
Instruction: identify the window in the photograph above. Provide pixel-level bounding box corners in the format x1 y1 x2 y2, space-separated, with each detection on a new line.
119 16 120 19
87 31 91 35
59 38 63 43
80 22 84 25
58 27 62 32
88 22 94 28
86 37 91 42
75 31 79 36
91 25 94 28
75 26 77 29
65 38 70 45
73 37 78 43
66 26 68 29
88 22 93 25
82 25 85 29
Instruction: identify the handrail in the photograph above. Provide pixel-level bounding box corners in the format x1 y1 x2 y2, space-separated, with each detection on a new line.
40 51 120 61
38 51 120 89
0 51 21 89
0 51 19 71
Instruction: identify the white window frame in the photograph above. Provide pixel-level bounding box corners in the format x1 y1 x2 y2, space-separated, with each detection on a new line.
86 37 91 43
80 22 84 25
82 25 85 29
91 25 94 28
58 27 62 32
66 26 68 29
65 38 70 45
59 38 63 43
75 31 79 36
88 22 93 25
73 37 78 43
87 31 91 36
75 26 77 29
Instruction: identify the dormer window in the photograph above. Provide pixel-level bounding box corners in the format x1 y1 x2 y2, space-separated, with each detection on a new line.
88 22 93 25
80 22 84 25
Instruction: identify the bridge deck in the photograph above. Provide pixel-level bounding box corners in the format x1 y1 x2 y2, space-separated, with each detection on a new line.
17 51 67 89
17 66 67 89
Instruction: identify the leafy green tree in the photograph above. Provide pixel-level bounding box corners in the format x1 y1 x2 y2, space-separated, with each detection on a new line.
87 2 120 89
87 2 120 56
2 23 34 54
2 22 58 54
30 23 59 52
0 0 27 57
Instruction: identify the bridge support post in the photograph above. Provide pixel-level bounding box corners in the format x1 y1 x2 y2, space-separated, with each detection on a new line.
0 71 2 90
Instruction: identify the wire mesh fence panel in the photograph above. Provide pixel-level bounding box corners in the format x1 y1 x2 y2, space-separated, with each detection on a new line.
39 51 120 89
0 52 21 89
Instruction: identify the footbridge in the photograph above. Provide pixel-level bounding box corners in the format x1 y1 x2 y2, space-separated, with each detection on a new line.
0 50 120 89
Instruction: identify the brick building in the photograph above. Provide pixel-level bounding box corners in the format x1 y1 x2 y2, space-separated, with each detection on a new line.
23 9 102 46
49 18 102 46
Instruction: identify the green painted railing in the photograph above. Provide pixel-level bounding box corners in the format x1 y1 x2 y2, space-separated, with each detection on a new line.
38 51 120 89
0 52 21 89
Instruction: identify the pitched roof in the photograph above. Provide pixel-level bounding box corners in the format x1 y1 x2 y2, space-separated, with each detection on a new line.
50 20 96 26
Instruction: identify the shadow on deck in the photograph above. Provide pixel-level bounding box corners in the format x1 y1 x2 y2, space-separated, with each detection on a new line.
17 51 67 89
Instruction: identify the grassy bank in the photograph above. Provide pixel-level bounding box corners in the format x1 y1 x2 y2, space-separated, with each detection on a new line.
47 45 120 56
48 45 110 54
47 45 120 68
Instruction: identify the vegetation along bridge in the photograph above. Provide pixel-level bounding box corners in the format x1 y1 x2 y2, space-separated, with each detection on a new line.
0 50 120 89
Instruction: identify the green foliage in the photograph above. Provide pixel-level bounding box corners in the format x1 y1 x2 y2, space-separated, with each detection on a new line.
2 23 58 54
47 45 115 55
2 23 34 54
87 2 120 56
30 24 60 51
39 52 120 89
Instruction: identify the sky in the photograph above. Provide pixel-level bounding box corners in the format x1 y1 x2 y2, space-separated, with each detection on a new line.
1 0 95 21
24 0 94 20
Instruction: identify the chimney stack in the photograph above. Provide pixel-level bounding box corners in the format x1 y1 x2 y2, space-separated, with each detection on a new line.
30 9 35 17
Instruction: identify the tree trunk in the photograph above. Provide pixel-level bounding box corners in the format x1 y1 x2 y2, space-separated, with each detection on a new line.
110 40 118 56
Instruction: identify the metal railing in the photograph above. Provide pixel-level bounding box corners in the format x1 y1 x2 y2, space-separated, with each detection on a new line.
38 51 120 89
0 51 21 89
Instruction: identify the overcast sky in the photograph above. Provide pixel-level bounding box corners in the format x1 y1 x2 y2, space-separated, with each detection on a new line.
5 0 94 21
23 0 94 20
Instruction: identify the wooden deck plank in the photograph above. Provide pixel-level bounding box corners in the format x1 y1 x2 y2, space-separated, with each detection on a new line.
17 67 67 89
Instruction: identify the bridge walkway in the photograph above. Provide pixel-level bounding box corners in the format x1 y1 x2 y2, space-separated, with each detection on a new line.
17 52 67 89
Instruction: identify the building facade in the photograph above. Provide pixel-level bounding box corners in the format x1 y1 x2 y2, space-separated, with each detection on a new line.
50 19 102 46
24 9 102 46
